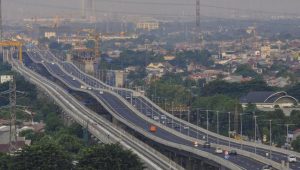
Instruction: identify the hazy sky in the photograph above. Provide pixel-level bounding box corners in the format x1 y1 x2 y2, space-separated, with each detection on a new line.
4 0 300 21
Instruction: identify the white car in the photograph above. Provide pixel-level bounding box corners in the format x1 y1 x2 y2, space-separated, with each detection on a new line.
261 165 272 170
183 126 189 130
161 115 167 120
51 62 55 65
99 90 104 94
153 116 159 121
288 155 297 163
215 148 223 154
72 77 76 81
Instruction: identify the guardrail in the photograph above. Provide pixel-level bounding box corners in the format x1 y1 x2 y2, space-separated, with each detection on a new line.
11 59 182 170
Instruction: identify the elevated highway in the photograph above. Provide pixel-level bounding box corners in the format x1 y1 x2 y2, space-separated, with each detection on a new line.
9 55 185 170
21 46 296 169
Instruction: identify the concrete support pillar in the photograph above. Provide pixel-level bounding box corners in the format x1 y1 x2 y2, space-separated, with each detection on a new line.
83 59 95 75
186 157 192 170
112 117 119 125
281 160 285 170
66 53 72 62
200 161 204 170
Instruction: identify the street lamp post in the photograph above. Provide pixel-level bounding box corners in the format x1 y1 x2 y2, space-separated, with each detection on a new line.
188 108 190 123
217 111 219 145
228 112 231 147
269 120 272 159
254 115 257 154
206 110 209 142
240 112 249 149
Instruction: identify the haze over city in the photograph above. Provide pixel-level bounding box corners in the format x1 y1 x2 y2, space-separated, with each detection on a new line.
4 0 300 21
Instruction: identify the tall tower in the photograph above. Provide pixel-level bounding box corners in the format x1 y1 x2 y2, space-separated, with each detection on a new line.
0 0 3 40
196 0 203 49
196 0 200 30
81 0 86 19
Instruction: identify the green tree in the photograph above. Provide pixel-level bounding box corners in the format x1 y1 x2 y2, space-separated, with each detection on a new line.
292 136 300 152
287 83 300 101
0 152 12 170
201 80 272 97
235 64 260 78
56 134 84 154
289 110 300 128
45 112 63 132
77 144 144 170
13 141 73 170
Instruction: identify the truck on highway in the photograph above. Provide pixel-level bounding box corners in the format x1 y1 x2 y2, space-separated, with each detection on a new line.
149 125 157 132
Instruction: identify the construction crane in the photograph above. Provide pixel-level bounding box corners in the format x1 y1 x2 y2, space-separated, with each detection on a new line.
0 41 23 63
75 29 100 59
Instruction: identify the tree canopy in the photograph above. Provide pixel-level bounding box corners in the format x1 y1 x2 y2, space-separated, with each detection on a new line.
77 144 145 170
13 141 73 170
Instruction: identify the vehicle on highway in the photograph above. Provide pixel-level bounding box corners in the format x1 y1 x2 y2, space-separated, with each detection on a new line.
229 150 237 155
149 125 157 132
183 125 189 130
99 90 103 94
126 96 131 100
88 87 92 90
288 155 297 163
194 141 198 147
72 77 76 81
215 147 223 154
166 119 172 124
161 115 166 120
173 123 180 129
146 113 152 117
51 62 55 65
153 116 159 121
261 165 272 170
203 142 211 148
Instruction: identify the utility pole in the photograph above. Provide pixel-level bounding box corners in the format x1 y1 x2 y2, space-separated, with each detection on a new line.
217 111 219 145
206 110 208 142
9 76 17 152
196 0 200 29
234 101 239 135
196 0 201 48
81 0 86 19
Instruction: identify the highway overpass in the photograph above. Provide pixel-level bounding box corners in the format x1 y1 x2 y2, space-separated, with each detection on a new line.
8 45 298 169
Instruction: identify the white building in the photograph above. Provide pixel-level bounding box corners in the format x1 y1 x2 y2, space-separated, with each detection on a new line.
240 91 298 109
0 75 13 84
